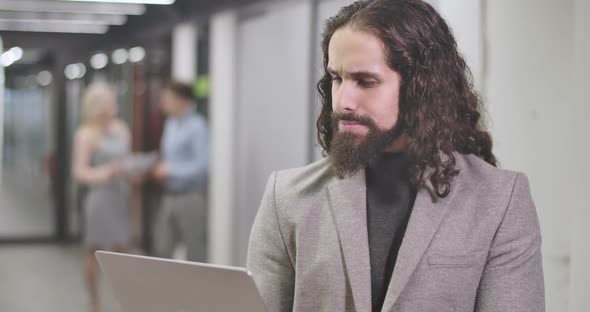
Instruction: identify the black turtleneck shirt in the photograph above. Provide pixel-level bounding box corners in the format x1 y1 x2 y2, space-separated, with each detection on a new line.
365 153 416 312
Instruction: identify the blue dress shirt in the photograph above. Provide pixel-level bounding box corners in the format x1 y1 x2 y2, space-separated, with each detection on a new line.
161 110 209 193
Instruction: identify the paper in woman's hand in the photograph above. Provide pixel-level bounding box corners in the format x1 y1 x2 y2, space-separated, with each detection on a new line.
121 152 159 177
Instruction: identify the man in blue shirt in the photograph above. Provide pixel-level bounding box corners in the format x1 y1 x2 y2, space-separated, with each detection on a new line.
153 80 209 262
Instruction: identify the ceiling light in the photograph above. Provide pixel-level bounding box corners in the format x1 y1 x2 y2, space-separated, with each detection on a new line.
128 47 145 63
9 47 23 60
65 63 86 80
0 47 24 67
0 12 127 25
0 21 108 34
0 1 146 15
112 49 128 65
90 53 109 69
0 54 15 67
37 71 53 86
62 0 175 4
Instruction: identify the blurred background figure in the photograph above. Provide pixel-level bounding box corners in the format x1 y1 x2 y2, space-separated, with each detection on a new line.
152 80 208 262
72 82 132 312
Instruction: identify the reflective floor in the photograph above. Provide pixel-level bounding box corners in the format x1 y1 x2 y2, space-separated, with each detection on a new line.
0 174 53 238
0 245 116 312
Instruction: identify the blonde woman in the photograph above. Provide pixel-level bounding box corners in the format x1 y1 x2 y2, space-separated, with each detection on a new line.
72 82 131 312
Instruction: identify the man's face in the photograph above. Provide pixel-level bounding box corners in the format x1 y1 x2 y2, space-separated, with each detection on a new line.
160 89 185 117
328 26 402 138
327 27 404 175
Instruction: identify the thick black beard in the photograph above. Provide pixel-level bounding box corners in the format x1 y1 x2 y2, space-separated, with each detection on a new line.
329 113 404 177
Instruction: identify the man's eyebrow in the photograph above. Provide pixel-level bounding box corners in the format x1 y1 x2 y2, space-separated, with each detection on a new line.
327 67 382 80
326 67 381 80
349 71 381 80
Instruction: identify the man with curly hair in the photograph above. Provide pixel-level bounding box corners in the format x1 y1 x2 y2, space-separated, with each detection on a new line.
247 1 545 311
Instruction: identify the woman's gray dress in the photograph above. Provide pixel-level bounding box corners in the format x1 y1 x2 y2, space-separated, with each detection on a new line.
84 131 130 249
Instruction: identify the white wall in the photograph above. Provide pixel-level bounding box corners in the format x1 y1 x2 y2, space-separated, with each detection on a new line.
232 0 313 265
436 0 484 90
569 0 590 310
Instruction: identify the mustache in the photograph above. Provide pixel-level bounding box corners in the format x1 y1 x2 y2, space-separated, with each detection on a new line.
331 113 375 127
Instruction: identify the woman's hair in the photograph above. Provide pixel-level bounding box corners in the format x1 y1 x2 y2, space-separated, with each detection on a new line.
317 0 497 197
164 80 195 101
80 82 115 143
80 82 115 138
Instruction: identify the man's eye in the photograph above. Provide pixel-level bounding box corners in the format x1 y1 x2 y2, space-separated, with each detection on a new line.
358 80 377 88
331 76 342 82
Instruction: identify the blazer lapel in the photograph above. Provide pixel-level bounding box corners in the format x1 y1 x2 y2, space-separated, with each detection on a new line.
381 179 456 311
328 169 372 312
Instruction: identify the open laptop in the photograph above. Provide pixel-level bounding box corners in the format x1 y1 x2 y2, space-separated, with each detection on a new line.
96 251 267 312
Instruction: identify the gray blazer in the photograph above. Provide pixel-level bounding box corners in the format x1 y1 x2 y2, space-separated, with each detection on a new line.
247 153 544 312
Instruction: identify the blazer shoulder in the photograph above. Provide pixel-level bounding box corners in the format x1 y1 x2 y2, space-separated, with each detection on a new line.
457 153 523 188
274 157 334 197
455 153 534 217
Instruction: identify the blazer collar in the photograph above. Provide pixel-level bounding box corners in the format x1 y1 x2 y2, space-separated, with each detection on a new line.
328 168 372 312
328 158 458 312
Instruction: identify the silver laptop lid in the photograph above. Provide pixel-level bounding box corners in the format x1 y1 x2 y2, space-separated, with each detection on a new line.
96 251 266 312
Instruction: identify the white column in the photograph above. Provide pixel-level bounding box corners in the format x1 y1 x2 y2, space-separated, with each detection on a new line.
0 37 4 179
569 0 590 311
209 10 237 266
170 21 198 260
172 22 197 83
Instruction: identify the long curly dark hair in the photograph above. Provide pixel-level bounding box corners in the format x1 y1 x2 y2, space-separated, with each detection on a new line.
317 0 497 198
